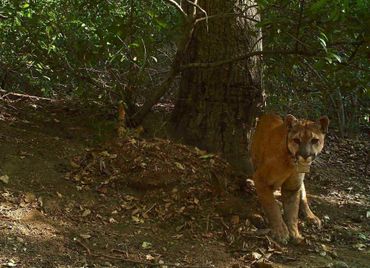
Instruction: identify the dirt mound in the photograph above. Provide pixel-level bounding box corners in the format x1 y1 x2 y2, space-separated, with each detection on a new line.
66 137 255 226
68 137 235 190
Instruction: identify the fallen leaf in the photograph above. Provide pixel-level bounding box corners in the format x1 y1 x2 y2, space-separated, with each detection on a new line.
82 209 91 217
353 243 366 251
131 208 141 215
100 151 111 157
0 175 9 184
79 233 91 239
146 254 155 261
109 217 117 223
131 215 144 224
123 195 136 201
24 192 36 203
4 259 17 267
38 197 43 207
252 251 262 260
175 162 185 170
70 160 80 169
142 241 152 249
199 153 215 159
358 233 367 241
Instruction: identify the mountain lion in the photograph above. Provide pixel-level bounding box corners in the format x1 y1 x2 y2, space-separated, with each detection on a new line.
251 114 329 244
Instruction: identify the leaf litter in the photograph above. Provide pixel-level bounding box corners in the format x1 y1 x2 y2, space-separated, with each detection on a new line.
0 99 369 267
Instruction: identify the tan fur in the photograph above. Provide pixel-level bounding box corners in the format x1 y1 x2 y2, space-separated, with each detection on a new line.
251 113 329 244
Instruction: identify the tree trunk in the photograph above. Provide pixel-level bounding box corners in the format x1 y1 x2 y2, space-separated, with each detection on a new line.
172 0 263 173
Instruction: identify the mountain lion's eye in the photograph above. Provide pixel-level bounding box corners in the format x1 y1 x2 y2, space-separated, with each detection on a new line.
293 138 301 144
311 138 319 144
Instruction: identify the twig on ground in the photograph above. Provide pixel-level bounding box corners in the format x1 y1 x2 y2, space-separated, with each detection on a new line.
264 235 284 252
220 217 229 230
144 203 157 216
76 239 91 255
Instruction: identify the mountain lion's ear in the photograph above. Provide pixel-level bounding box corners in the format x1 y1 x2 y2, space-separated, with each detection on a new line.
285 114 297 130
318 116 329 134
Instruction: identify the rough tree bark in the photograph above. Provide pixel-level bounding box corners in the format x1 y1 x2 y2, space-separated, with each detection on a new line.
172 0 264 173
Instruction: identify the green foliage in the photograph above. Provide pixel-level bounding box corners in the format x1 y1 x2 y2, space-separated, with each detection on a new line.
259 0 369 136
0 0 180 100
0 0 368 135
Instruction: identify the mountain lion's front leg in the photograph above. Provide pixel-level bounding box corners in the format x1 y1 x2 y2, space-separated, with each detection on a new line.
282 174 304 244
300 180 322 227
254 176 289 244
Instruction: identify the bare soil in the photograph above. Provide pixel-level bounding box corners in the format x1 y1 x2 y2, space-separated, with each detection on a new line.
0 98 369 268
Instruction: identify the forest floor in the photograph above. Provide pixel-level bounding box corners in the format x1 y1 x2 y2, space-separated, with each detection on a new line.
0 97 369 268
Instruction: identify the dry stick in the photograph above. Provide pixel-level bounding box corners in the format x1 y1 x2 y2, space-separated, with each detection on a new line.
163 0 187 18
186 0 208 21
264 235 284 252
0 89 57 101
76 239 91 255
219 217 229 230
143 203 157 215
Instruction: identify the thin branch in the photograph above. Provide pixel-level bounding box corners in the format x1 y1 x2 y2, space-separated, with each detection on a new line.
163 0 187 18
286 32 312 50
187 0 209 31
186 0 207 18
132 14 197 125
180 50 317 70
195 12 260 24
300 59 330 86
294 0 305 51
0 89 58 101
